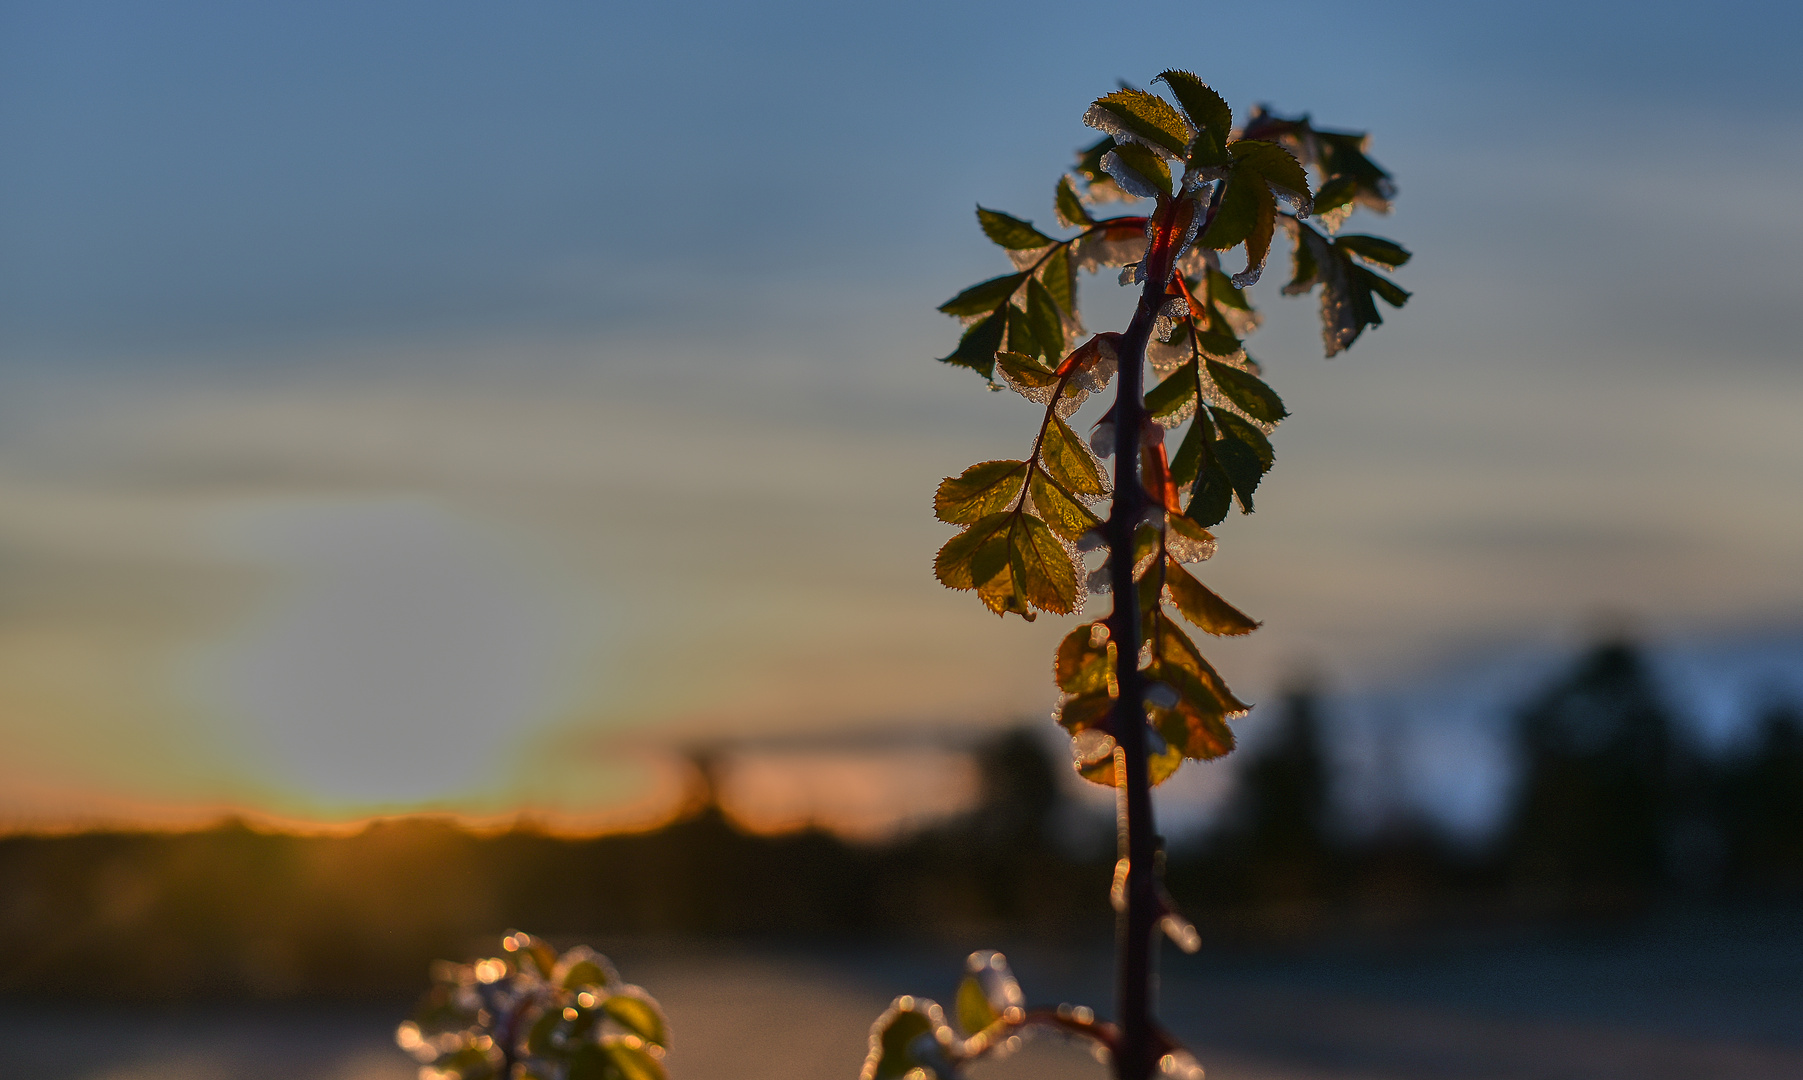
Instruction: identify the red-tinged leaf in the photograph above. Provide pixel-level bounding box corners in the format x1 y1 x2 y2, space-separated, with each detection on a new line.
1055 621 1113 695
1056 690 1114 733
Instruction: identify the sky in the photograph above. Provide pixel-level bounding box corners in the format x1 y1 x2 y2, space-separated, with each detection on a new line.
1 0 1800 831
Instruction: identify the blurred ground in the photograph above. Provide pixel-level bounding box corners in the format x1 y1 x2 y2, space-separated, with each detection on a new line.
7 915 1802 1080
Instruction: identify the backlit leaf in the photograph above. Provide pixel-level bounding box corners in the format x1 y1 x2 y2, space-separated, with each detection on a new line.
865 1005 937 1080
1148 662 1237 761
1055 622 1113 695
1005 303 1043 361
1169 412 1207 491
1011 514 1079 614
1209 407 1274 510
1201 164 1259 249
978 206 1055 250
938 273 1028 317
1080 739 1185 787
1335 234 1410 270
1165 559 1259 636
1040 244 1077 322
994 351 1056 390
936 460 1026 524
1042 414 1108 498
1026 277 1067 362
603 990 668 1048
1057 690 1115 733
1228 139 1312 213
1101 143 1172 199
1232 180 1277 287
937 308 1006 377
1186 459 1234 527
972 527 1026 617
1353 263 1411 307
1030 467 1102 541
1085 89 1193 159
1206 360 1287 423
956 976 997 1035
1146 361 1198 423
1154 71 1232 146
934 513 1013 590
600 1042 666 1080
1055 176 1094 227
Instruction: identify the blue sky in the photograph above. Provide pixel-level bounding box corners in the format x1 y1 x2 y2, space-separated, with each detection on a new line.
0 0 1799 827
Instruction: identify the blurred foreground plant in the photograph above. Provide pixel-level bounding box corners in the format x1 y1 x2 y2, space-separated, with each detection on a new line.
871 71 1409 1080
398 931 667 1080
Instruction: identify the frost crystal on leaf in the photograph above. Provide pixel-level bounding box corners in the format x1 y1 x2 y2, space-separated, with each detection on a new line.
1100 150 1167 200
1075 230 1150 275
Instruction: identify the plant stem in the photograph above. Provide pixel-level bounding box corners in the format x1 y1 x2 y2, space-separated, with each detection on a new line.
1107 257 1170 1080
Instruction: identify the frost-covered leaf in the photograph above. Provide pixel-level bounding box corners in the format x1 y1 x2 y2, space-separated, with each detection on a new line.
934 513 1013 591
1055 176 1094 227
1166 512 1217 563
935 460 1027 524
1145 361 1198 425
978 206 1056 250
1147 662 1238 762
1233 181 1277 287
938 273 1028 317
1151 612 1250 715
1084 89 1193 159
1206 360 1286 423
1101 144 1172 199
1200 164 1260 249
1042 414 1109 498
1228 139 1312 214
1030 467 1102 541
1055 622 1113 695
1154 71 1232 148
1165 559 1259 636
1335 233 1410 270
994 350 1055 388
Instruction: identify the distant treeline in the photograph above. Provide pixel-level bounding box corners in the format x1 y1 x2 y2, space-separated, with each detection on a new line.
3 638 1800 1000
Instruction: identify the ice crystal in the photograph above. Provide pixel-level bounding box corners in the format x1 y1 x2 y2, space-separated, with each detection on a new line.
1100 149 1166 200
1075 230 1149 275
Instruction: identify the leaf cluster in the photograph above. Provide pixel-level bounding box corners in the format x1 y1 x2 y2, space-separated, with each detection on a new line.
396 931 668 1080
930 74 1409 788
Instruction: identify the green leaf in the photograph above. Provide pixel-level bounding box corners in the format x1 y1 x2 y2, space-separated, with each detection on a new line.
1081 738 1185 787
937 273 1028 317
972 526 1028 618
1055 622 1112 695
937 307 1006 377
977 206 1055 250
1057 690 1114 734
1030 467 1103 542
1039 244 1076 327
1041 414 1108 498
1311 174 1359 217
1055 176 1093 228
1201 164 1260 249
1010 514 1079 614
1206 267 1254 313
956 976 998 1035
1025 277 1066 363
1285 226 1320 294
1074 135 1116 186
1335 234 1410 269
1154 71 1232 147
598 1041 667 1080
1352 263 1411 307
867 1006 936 1080
1145 362 1198 423
1206 360 1287 423
1169 410 1208 491
1151 611 1250 714
1102 142 1172 199
1238 180 1277 286
1165 559 1259 636
1005 303 1043 361
1228 139 1312 210
602 992 668 1048
1148 662 1238 761
1186 460 1234 527
560 959 610 991
1087 89 1192 159
934 513 1013 590
1209 407 1274 511
994 351 1056 390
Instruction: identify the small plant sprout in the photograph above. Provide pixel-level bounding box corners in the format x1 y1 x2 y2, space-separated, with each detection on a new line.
875 70 1409 1080
398 931 668 1080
